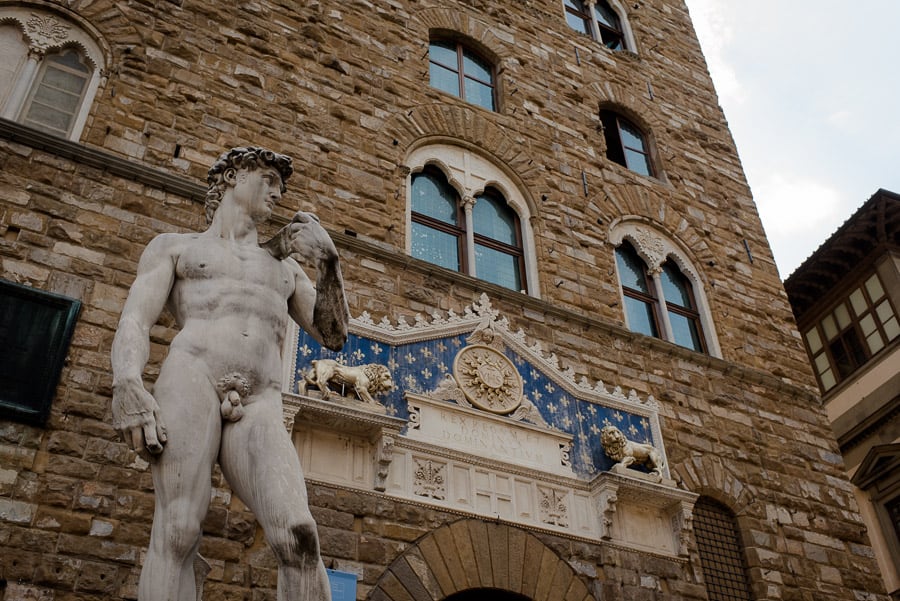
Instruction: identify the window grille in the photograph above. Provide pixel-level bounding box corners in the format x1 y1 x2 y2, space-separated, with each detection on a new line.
693 497 753 601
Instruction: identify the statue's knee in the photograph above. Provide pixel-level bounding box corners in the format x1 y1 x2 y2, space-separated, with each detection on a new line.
268 519 320 567
154 510 203 557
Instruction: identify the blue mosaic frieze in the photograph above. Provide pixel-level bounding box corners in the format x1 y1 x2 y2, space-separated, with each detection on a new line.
293 331 655 479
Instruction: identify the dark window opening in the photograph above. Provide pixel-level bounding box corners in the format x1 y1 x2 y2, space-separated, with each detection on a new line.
443 589 532 601
595 1 625 49
693 497 753 601
600 110 654 177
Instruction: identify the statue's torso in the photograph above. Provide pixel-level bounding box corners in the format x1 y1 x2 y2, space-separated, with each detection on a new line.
163 233 294 393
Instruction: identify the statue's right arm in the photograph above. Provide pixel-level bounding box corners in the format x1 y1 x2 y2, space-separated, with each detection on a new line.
110 234 177 457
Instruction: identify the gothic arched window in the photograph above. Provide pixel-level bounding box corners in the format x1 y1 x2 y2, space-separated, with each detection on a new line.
411 166 466 272
406 145 537 295
611 224 720 356
563 0 632 51
473 188 525 291
615 241 660 338
0 8 106 140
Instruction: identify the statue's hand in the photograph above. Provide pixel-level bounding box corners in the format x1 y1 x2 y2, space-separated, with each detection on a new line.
112 380 168 459
262 211 338 264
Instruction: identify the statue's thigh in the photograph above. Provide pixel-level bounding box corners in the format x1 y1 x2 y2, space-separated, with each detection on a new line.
219 397 312 524
152 351 222 475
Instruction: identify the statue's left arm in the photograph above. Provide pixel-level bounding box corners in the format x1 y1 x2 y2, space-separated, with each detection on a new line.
269 212 349 351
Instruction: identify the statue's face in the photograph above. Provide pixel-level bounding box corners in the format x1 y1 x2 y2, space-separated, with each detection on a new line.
230 166 283 222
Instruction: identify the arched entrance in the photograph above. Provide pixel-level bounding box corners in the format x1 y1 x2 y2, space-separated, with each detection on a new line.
442 588 532 601
367 518 595 601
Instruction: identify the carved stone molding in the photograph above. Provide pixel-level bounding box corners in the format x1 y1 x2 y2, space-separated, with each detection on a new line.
538 487 569 527
374 435 396 492
412 458 446 500
592 471 698 557
453 344 523 414
25 13 70 52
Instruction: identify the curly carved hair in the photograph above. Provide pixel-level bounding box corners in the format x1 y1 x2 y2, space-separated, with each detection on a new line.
205 146 293 223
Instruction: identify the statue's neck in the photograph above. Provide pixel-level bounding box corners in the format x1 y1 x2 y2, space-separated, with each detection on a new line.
207 199 260 245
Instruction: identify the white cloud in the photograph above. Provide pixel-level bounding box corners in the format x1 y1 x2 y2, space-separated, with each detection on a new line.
753 174 846 275
684 0 744 106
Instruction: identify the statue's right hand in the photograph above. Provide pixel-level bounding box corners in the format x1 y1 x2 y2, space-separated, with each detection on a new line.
112 382 168 458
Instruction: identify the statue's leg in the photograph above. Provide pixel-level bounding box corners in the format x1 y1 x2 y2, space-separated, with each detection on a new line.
220 393 331 601
139 351 221 601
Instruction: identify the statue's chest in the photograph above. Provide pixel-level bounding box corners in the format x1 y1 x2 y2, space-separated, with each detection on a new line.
177 241 283 288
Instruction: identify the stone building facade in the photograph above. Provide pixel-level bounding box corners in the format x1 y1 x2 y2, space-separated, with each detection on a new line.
784 189 900 599
0 0 889 600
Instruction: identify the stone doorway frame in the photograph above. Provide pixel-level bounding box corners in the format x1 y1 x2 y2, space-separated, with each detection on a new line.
367 518 596 601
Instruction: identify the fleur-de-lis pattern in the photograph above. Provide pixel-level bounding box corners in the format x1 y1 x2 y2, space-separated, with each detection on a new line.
294 330 654 477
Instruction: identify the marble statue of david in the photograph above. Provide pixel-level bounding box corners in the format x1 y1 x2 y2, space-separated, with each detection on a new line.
111 147 347 601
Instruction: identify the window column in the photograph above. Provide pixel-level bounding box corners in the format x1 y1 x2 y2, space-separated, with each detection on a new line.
582 0 602 41
647 266 675 342
2 48 41 121
462 195 477 276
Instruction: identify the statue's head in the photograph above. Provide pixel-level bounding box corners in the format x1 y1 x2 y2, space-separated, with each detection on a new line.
205 146 293 223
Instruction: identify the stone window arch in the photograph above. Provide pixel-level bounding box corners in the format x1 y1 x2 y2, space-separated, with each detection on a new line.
562 0 637 52
406 143 539 296
609 221 721 357
0 6 107 140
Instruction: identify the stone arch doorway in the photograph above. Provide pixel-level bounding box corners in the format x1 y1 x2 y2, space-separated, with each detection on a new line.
367 518 595 601
443 589 531 601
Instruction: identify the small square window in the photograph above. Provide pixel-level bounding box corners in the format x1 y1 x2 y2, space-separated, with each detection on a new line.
0 279 81 425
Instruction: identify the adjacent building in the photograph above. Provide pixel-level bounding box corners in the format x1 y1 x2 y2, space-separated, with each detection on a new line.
0 0 890 600
785 189 900 600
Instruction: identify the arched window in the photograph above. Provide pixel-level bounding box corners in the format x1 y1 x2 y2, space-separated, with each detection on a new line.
610 223 720 356
661 260 705 352
473 189 525 291
594 1 626 50
693 497 753 601
0 8 106 140
615 241 660 339
411 166 465 272
21 48 92 137
406 145 537 295
562 0 632 51
411 167 526 292
429 39 496 111
600 110 654 177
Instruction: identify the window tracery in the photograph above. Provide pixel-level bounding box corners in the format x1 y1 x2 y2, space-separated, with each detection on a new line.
0 7 106 140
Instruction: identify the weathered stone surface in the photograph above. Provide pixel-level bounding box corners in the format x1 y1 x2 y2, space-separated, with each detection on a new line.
0 0 888 599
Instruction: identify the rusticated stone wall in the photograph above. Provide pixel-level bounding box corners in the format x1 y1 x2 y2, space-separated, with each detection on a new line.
0 0 888 599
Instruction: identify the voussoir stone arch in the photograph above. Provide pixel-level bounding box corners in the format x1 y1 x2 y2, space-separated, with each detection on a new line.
589 80 665 136
389 104 543 213
367 518 596 601
600 186 718 272
415 7 516 62
670 454 760 519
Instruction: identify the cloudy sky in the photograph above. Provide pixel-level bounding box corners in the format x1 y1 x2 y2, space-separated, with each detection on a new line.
683 0 900 279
